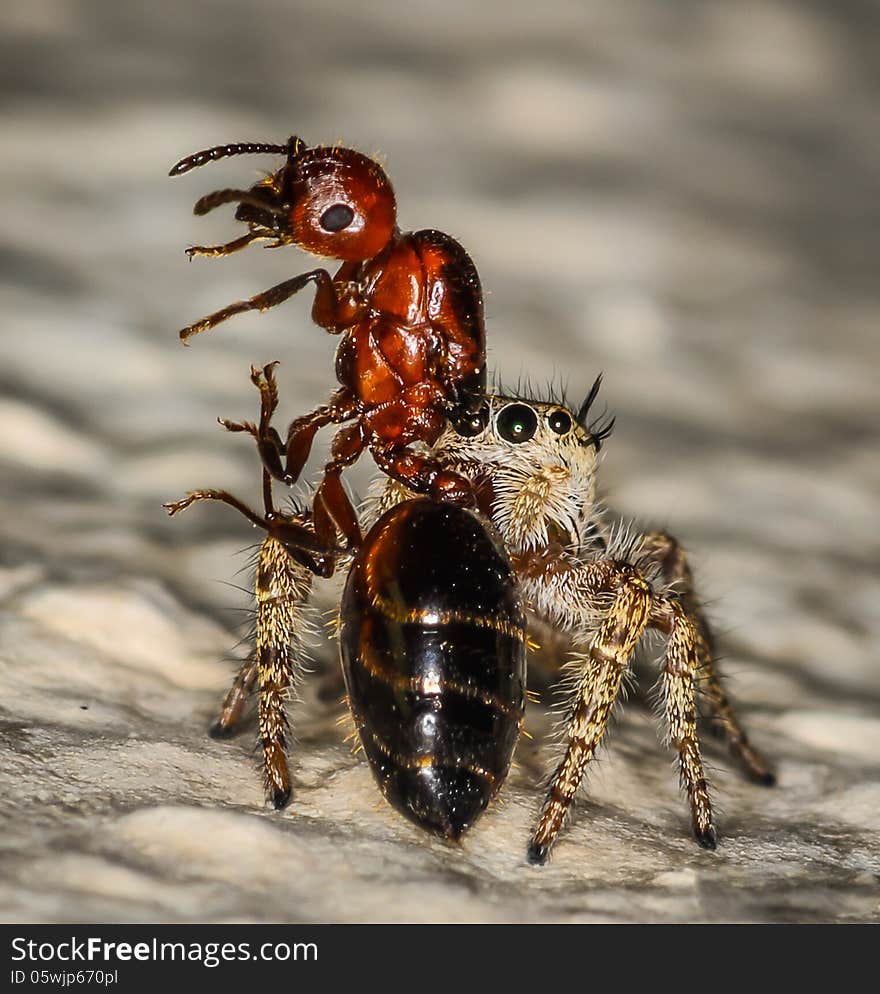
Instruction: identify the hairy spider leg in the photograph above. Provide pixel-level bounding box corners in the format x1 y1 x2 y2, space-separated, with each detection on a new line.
526 562 653 863
164 397 325 805
641 531 775 785
518 553 716 864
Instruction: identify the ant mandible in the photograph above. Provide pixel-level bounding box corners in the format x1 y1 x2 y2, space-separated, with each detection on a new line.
170 135 487 558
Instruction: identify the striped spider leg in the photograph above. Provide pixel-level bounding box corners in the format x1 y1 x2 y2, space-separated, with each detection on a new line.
164 364 337 808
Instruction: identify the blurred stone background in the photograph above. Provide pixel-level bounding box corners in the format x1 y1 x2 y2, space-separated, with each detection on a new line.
0 1 877 923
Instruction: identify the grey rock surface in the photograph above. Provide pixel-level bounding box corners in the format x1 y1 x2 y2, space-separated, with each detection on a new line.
0 1 878 923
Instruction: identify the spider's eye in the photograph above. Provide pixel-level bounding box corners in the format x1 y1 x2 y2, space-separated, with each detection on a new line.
496 403 538 444
547 409 572 435
319 203 355 232
451 402 490 438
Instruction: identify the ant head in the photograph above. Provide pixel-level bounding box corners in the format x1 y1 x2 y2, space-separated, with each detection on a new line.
285 146 397 261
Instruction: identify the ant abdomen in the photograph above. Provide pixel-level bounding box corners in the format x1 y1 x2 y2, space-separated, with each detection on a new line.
340 500 527 840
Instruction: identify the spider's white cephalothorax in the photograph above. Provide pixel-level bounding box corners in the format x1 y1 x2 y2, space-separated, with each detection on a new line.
367 392 609 557
439 396 602 554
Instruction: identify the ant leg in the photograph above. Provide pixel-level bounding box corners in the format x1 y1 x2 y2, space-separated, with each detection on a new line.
222 362 347 489
210 659 259 738
640 531 775 785
313 424 367 551
192 188 283 218
253 445 335 573
186 231 273 260
219 368 357 488
178 268 335 343
309 259 361 329
219 362 288 481
372 446 476 507
164 489 271 530
284 389 358 485
163 489 333 559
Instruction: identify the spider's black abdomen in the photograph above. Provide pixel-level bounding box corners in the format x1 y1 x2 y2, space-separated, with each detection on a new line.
340 500 526 840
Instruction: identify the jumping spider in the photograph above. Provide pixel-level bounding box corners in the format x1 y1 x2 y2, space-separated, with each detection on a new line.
166 364 774 863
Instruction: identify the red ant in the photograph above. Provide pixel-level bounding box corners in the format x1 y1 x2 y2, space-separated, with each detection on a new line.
170 135 487 561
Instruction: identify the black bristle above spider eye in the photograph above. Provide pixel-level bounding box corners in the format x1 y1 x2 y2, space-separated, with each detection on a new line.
576 373 604 428
496 403 538 444
590 415 616 451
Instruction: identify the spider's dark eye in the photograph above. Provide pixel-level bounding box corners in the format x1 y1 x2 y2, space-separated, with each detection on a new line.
496 403 538 444
319 203 355 232
548 409 572 435
451 402 490 438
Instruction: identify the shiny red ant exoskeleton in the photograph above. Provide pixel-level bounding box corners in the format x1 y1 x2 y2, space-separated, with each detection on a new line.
170 135 487 559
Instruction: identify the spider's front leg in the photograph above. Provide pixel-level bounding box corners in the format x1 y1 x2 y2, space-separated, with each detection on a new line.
641 531 775 786
518 552 716 863
202 532 316 808
250 532 315 808
165 492 321 805
164 458 333 807
648 596 716 849
524 559 653 864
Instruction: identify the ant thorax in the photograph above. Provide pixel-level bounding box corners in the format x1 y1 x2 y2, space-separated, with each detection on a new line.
366 395 603 556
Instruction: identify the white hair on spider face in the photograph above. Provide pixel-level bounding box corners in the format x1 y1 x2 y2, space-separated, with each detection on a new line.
435 384 612 555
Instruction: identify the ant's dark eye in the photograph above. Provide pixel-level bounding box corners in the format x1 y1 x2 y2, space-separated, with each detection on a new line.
319 203 355 232
548 409 572 435
451 402 489 438
496 403 538 444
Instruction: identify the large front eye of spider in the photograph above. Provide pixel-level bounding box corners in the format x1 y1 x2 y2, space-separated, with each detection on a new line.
451 402 490 438
547 409 573 435
496 403 538 444
319 203 355 232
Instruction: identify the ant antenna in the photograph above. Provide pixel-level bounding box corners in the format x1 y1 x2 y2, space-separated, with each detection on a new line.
169 135 308 177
